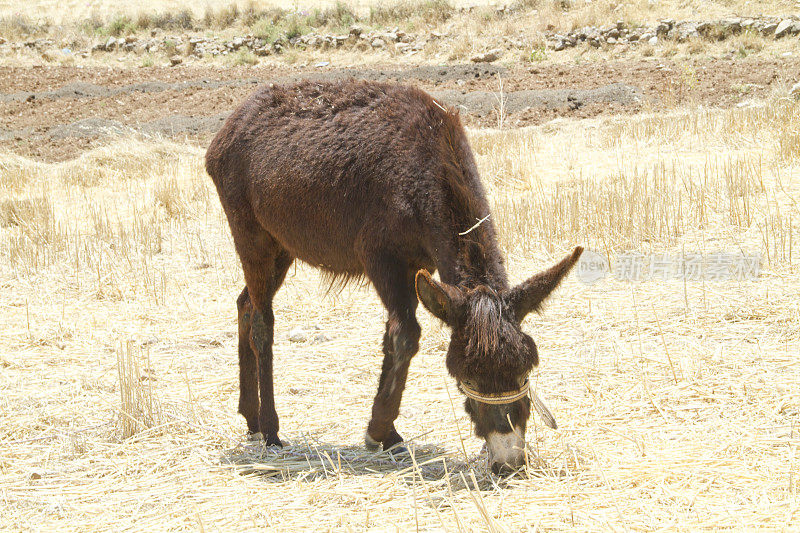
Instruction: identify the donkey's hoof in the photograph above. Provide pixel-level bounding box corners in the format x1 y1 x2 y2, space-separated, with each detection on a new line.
385 443 409 457
264 435 283 448
364 431 381 452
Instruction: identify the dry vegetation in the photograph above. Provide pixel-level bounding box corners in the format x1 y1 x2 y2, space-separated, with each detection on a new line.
3 0 800 69
1 89 799 529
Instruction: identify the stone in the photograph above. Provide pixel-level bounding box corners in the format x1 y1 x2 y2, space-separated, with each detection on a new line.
649 36 659 46
169 56 182 66
289 327 307 343
470 48 502 62
760 22 778 36
775 19 794 38
791 82 800 99
370 37 385 48
105 36 116 50
607 36 617 44
672 21 699 42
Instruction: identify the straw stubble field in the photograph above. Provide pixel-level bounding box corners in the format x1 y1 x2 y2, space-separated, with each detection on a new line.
1 95 799 530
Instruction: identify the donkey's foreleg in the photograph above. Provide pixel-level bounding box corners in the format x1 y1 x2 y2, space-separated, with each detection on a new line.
361 252 422 451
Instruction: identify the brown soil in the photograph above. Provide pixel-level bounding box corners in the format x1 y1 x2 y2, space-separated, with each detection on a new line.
2 56 799 161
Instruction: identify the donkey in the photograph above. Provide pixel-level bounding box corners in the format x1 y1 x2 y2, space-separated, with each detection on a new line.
206 79 582 474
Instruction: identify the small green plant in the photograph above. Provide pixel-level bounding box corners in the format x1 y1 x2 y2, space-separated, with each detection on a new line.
321 2 357 31
141 54 154 67
106 14 134 36
284 14 309 40
370 0 454 25
253 17 279 42
228 48 258 66
529 46 547 62
163 39 177 55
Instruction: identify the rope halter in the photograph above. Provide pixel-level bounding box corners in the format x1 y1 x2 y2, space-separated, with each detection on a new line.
457 378 530 405
457 377 558 429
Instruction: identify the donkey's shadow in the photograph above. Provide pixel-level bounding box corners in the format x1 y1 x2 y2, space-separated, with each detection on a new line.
220 436 555 490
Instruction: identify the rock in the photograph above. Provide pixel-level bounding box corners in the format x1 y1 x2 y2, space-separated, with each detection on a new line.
607 36 617 44
349 25 363 37
288 327 307 343
314 61 329 67
760 22 778 36
649 36 659 45
370 37 385 48
671 21 699 42
470 48 502 62
791 82 800 99
775 19 794 38
553 39 566 51
169 56 182 66
312 333 331 344
105 36 116 50
720 18 742 34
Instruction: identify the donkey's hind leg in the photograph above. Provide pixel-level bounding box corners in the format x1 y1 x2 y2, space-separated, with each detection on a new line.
236 287 260 436
232 221 294 446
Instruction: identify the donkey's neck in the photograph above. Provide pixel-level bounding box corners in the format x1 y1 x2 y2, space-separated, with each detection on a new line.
436 228 510 292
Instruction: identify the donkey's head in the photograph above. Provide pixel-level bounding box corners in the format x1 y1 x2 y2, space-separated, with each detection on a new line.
415 247 583 475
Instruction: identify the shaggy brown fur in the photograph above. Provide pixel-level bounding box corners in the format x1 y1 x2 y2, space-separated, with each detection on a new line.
206 79 582 461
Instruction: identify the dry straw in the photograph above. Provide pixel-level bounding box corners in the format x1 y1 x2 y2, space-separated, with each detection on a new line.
1 95 799 530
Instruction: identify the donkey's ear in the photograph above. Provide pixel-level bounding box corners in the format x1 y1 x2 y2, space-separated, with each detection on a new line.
415 270 464 325
507 247 583 321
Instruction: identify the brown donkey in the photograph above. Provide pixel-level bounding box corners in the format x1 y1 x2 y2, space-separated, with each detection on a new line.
206 79 582 474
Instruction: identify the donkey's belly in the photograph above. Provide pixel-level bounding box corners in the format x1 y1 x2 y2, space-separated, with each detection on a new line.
254 201 366 274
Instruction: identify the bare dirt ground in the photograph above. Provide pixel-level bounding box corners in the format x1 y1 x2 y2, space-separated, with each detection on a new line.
2 55 800 161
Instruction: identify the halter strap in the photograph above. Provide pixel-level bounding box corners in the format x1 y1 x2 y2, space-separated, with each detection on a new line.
457 379 530 405
457 378 558 429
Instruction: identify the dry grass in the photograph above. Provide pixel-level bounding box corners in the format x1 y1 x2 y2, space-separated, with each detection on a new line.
1 96 799 529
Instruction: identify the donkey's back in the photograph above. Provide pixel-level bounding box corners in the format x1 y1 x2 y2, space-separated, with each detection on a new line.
205 79 480 275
